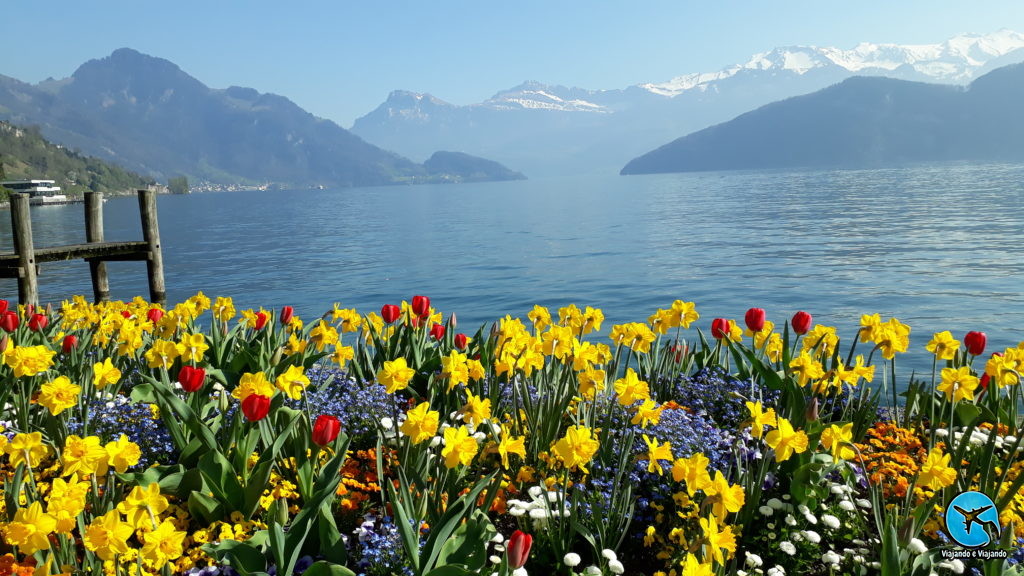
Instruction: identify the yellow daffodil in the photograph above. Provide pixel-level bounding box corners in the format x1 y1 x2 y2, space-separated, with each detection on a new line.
632 399 666 429
83 509 134 561
745 401 777 439
937 366 979 403
275 365 310 400
38 375 81 416
672 452 714 496
614 368 650 406
705 470 745 518
4 502 57 554
377 357 416 394
918 447 957 490
232 372 275 402
400 402 439 445
643 435 674 476
764 417 809 463
926 331 960 361
462 392 492 429
92 358 122 389
441 425 479 468
820 423 856 461
551 425 600 473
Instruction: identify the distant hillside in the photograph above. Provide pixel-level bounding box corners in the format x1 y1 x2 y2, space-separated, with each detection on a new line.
621 63 1024 174
423 151 525 183
0 49 524 188
0 120 154 198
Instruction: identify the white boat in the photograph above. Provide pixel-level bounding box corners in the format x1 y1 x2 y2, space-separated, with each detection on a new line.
1 179 70 205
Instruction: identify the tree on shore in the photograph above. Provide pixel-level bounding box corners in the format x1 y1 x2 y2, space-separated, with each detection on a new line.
168 176 189 194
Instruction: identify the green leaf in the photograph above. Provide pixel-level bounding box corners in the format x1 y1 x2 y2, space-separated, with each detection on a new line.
302 563 357 576
198 449 245 512
203 539 267 575
188 491 225 526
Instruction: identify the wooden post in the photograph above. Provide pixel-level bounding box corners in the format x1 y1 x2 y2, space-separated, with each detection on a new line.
10 194 38 305
138 189 166 305
84 192 110 302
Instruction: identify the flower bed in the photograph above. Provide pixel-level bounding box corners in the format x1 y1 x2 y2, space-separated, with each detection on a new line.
0 294 1022 576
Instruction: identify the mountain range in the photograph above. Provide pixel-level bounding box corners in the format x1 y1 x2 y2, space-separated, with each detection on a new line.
621 62 1024 174
350 29 1024 177
0 49 523 188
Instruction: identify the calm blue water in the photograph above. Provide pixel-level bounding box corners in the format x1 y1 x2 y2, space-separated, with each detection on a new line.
2 163 1023 374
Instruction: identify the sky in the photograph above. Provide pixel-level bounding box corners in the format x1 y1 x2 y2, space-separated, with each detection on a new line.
4 1 1024 127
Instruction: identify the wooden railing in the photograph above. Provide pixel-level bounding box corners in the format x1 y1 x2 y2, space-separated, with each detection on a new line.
0 190 166 305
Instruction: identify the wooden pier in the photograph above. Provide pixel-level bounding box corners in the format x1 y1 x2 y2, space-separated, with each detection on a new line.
1 190 165 305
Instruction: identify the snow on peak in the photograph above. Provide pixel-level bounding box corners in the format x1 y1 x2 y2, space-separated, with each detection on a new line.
484 84 610 113
642 29 1024 97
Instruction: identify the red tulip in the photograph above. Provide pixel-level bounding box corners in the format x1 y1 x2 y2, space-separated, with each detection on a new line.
744 308 766 332
241 394 271 421
147 308 165 324
1 311 19 332
980 373 990 390
0 300 7 314
312 414 341 446
670 343 688 363
27 314 48 332
120 310 132 319
454 333 468 350
254 311 269 330
430 323 446 341
791 311 812 335
411 295 431 318
964 331 987 356
279 306 294 326
61 334 79 353
179 365 207 393
710 318 731 340
507 530 533 569
381 304 401 324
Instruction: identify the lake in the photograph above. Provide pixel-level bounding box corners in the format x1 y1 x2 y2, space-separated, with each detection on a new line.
3 163 1024 375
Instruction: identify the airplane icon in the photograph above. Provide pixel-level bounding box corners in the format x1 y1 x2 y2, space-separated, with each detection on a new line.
953 504 1000 539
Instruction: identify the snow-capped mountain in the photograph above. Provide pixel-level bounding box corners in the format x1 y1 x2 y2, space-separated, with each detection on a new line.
643 29 1024 96
351 29 1024 177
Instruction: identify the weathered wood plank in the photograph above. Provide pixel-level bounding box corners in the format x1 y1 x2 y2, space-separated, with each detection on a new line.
0 241 150 264
10 194 38 305
139 190 166 305
85 192 110 302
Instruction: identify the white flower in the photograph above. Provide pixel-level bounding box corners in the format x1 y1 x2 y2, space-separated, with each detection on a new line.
601 549 617 561
856 498 872 508
802 530 821 544
529 508 548 519
838 500 856 512
745 551 764 567
564 553 581 567
784 514 797 526
583 567 602 576
512 568 528 576
829 484 845 495
528 486 544 499
821 514 841 529
489 555 502 565
491 533 505 543
908 538 927 554
822 551 841 565
493 545 506 553
473 431 487 441
759 505 774 516
767 566 787 576
380 417 393 429
608 559 625 574
790 532 804 543
779 541 797 555
767 498 785 510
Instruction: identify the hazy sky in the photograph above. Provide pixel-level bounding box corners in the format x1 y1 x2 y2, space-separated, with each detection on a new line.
5 1 1024 127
